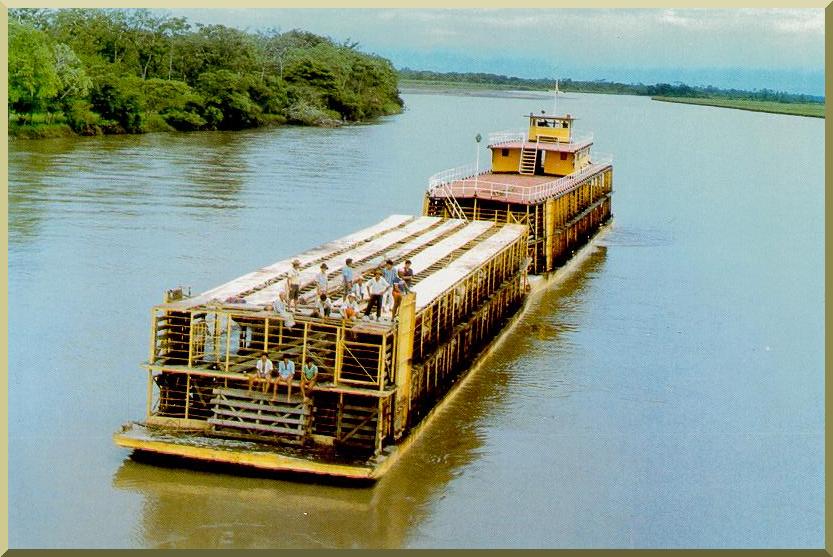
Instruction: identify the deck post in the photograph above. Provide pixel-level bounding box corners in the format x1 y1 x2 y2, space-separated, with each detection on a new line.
146 370 153 419
187 313 195 368
149 309 158 364
545 197 555 271
301 321 309 372
335 326 343 383
264 317 269 352
393 293 416 438
224 314 232 372
184 373 191 419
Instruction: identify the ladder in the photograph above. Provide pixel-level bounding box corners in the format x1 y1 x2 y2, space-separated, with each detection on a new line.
208 387 312 445
519 139 539 175
440 182 468 221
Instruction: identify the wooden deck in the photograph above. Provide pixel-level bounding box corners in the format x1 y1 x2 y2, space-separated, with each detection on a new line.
158 216 526 329
430 163 612 205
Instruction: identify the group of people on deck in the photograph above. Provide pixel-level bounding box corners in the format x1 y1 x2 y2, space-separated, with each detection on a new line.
249 352 318 402
270 257 415 323
249 258 415 402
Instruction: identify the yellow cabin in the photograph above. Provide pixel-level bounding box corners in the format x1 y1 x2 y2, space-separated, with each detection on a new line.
490 113 592 177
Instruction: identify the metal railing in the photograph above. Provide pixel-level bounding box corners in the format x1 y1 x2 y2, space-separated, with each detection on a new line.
487 130 595 147
428 162 613 205
488 131 526 145
428 162 487 193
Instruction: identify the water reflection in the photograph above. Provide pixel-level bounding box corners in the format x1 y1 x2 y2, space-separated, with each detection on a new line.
111 244 608 549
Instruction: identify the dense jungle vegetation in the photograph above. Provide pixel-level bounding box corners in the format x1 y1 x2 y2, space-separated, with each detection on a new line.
8 9 404 138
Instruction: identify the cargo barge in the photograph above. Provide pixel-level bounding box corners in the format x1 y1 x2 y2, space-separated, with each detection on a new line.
114 110 613 480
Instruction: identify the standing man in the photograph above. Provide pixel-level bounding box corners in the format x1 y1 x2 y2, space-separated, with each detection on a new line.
399 260 414 293
341 258 354 299
315 263 329 296
364 270 390 321
382 260 398 313
286 259 302 311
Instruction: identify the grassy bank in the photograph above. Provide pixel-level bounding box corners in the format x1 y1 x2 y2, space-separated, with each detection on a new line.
399 78 546 93
652 96 824 118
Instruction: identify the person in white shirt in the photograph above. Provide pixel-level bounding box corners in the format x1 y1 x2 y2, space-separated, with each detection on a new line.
351 275 367 302
250 352 273 393
364 270 390 320
343 292 360 320
312 293 332 318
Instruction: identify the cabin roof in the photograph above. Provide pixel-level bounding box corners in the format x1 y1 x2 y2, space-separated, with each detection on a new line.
528 113 575 120
489 139 593 153
160 215 526 329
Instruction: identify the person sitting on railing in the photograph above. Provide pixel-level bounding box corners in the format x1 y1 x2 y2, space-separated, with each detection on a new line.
273 355 296 402
269 291 295 328
300 361 318 401
250 352 273 393
341 258 354 299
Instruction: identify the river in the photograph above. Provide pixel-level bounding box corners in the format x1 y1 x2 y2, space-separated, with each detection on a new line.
8 91 824 548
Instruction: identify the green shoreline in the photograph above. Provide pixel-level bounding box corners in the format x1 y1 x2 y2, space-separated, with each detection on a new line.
399 78 825 119
651 96 824 118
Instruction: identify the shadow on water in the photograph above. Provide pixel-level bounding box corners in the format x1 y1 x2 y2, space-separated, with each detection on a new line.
110 243 608 549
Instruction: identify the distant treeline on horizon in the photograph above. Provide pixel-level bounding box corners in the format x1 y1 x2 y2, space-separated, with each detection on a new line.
9 8 403 138
398 68 825 105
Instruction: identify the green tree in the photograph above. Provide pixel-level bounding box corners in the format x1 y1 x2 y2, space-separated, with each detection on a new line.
51 42 92 110
9 21 60 120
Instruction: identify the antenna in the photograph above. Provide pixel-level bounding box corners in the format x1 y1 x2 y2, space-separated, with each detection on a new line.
553 79 559 115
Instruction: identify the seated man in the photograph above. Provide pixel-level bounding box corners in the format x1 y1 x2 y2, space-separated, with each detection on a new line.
250 352 273 393
311 293 332 318
342 292 360 320
273 354 296 402
270 291 295 328
300 360 318 401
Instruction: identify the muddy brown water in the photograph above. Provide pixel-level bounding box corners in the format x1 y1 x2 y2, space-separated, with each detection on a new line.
8 92 823 548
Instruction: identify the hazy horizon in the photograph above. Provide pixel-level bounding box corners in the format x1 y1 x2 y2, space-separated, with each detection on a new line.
166 8 825 97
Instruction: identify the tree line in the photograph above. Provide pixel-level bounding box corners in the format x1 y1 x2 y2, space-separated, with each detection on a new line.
398 68 824 105
9 9 404 137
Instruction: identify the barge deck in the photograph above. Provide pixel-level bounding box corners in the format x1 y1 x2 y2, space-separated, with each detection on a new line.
115 215 529 479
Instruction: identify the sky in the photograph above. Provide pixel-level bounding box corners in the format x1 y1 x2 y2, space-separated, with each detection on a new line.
167 9 825 95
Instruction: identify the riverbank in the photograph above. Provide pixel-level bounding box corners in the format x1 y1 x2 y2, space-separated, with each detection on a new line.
652 96 824 118
400 77 825 119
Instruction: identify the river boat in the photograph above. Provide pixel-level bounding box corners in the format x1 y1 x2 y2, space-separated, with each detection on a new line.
424 112 613 273
113 110 613 481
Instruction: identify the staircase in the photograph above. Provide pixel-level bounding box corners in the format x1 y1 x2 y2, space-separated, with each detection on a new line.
208 387 312 445
440 182 468 221
519 141 538 175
